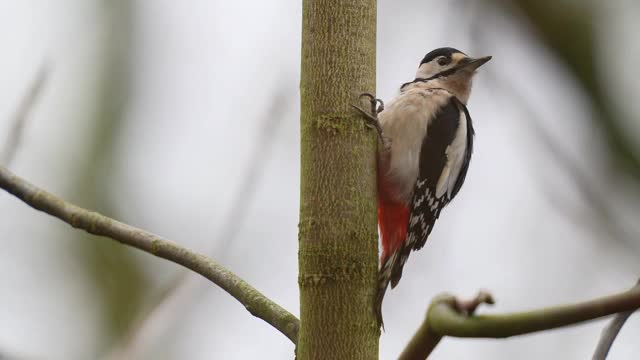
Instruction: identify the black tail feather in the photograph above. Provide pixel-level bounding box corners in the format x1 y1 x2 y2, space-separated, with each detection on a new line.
376 271 390 330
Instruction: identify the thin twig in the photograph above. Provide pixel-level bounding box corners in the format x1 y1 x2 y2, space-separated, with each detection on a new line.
400 285 640 359
1 64 48 165
0 165 300 344
592 280 640 360
592 311 634 360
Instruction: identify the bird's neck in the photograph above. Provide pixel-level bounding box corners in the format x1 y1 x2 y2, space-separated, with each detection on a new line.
404 74 473 105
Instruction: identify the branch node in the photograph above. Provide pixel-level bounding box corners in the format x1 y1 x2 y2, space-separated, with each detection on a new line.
150 239 162 255
454 290 495 315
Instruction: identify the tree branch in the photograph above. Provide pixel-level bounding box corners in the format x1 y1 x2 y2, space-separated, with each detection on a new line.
398 291 494 360
0 165 300 343
400 285 640 359
592 280 640 360
398 322 441 360
591 311 634 360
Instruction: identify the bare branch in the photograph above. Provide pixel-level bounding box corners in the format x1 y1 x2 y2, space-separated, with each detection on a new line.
397 317 441 360
0 165 300 343
398 291 493 360
592 280 640 360
400 285 640 359
430 288 640 337
591 311 634 360
1 64 48 165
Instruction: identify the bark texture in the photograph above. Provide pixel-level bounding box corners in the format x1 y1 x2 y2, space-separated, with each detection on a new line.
298 0 379 359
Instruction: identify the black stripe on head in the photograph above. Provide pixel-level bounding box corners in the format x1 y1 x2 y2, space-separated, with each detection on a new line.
420 47 465 65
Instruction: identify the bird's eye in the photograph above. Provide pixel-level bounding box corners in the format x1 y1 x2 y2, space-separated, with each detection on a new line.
437 57 449 66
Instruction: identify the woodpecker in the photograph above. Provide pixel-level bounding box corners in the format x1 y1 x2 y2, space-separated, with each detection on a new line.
353 47 491 326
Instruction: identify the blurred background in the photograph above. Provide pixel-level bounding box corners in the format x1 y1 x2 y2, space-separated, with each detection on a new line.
0 0 639 359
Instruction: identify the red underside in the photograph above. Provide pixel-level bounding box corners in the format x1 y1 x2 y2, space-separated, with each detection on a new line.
378 167 410 264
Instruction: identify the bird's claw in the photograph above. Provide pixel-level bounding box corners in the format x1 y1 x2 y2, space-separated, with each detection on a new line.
351 92 389 147
359 92 385 115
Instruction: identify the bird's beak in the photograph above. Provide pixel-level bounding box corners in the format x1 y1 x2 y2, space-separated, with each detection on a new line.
459 56 492 71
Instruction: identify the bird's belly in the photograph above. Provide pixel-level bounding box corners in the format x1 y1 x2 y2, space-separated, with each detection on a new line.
378 92 442 203
378 151 416 205
377 118 427 204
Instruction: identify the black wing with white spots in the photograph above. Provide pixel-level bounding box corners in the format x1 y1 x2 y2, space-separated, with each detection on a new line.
388 97 474 288
449 101 474 199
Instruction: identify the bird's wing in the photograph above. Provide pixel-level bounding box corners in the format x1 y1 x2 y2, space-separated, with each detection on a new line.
448 100 474 199
388 96 473 288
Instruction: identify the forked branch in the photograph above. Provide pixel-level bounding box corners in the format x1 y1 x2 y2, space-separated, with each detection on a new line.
401 285 640 359
592 280 640 360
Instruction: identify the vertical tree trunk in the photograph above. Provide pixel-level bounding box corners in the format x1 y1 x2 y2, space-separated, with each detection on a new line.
298 0 379 359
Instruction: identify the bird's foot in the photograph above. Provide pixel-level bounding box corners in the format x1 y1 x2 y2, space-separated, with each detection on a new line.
351 93 390 147
360 92 385 115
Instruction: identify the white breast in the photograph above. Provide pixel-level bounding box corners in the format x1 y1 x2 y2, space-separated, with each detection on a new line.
379 87 451 204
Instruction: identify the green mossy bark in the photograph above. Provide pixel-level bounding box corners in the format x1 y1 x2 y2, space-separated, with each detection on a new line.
298 0 379 359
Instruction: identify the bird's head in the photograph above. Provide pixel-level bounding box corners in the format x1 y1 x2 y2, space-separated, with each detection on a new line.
413 47 491 103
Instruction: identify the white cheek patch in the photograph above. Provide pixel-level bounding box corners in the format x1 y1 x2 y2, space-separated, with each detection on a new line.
415 62 438 79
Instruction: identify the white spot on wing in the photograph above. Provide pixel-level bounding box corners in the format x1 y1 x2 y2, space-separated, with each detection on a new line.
435 166 450 198
446 110 469 198
409 214 423 227
435 107 468 199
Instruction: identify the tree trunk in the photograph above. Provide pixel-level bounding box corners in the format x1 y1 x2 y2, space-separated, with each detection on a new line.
298 0 379 359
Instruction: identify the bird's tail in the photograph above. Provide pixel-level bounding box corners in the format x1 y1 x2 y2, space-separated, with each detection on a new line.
376 251 406 329
376 263 391 329
378 234 418 328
